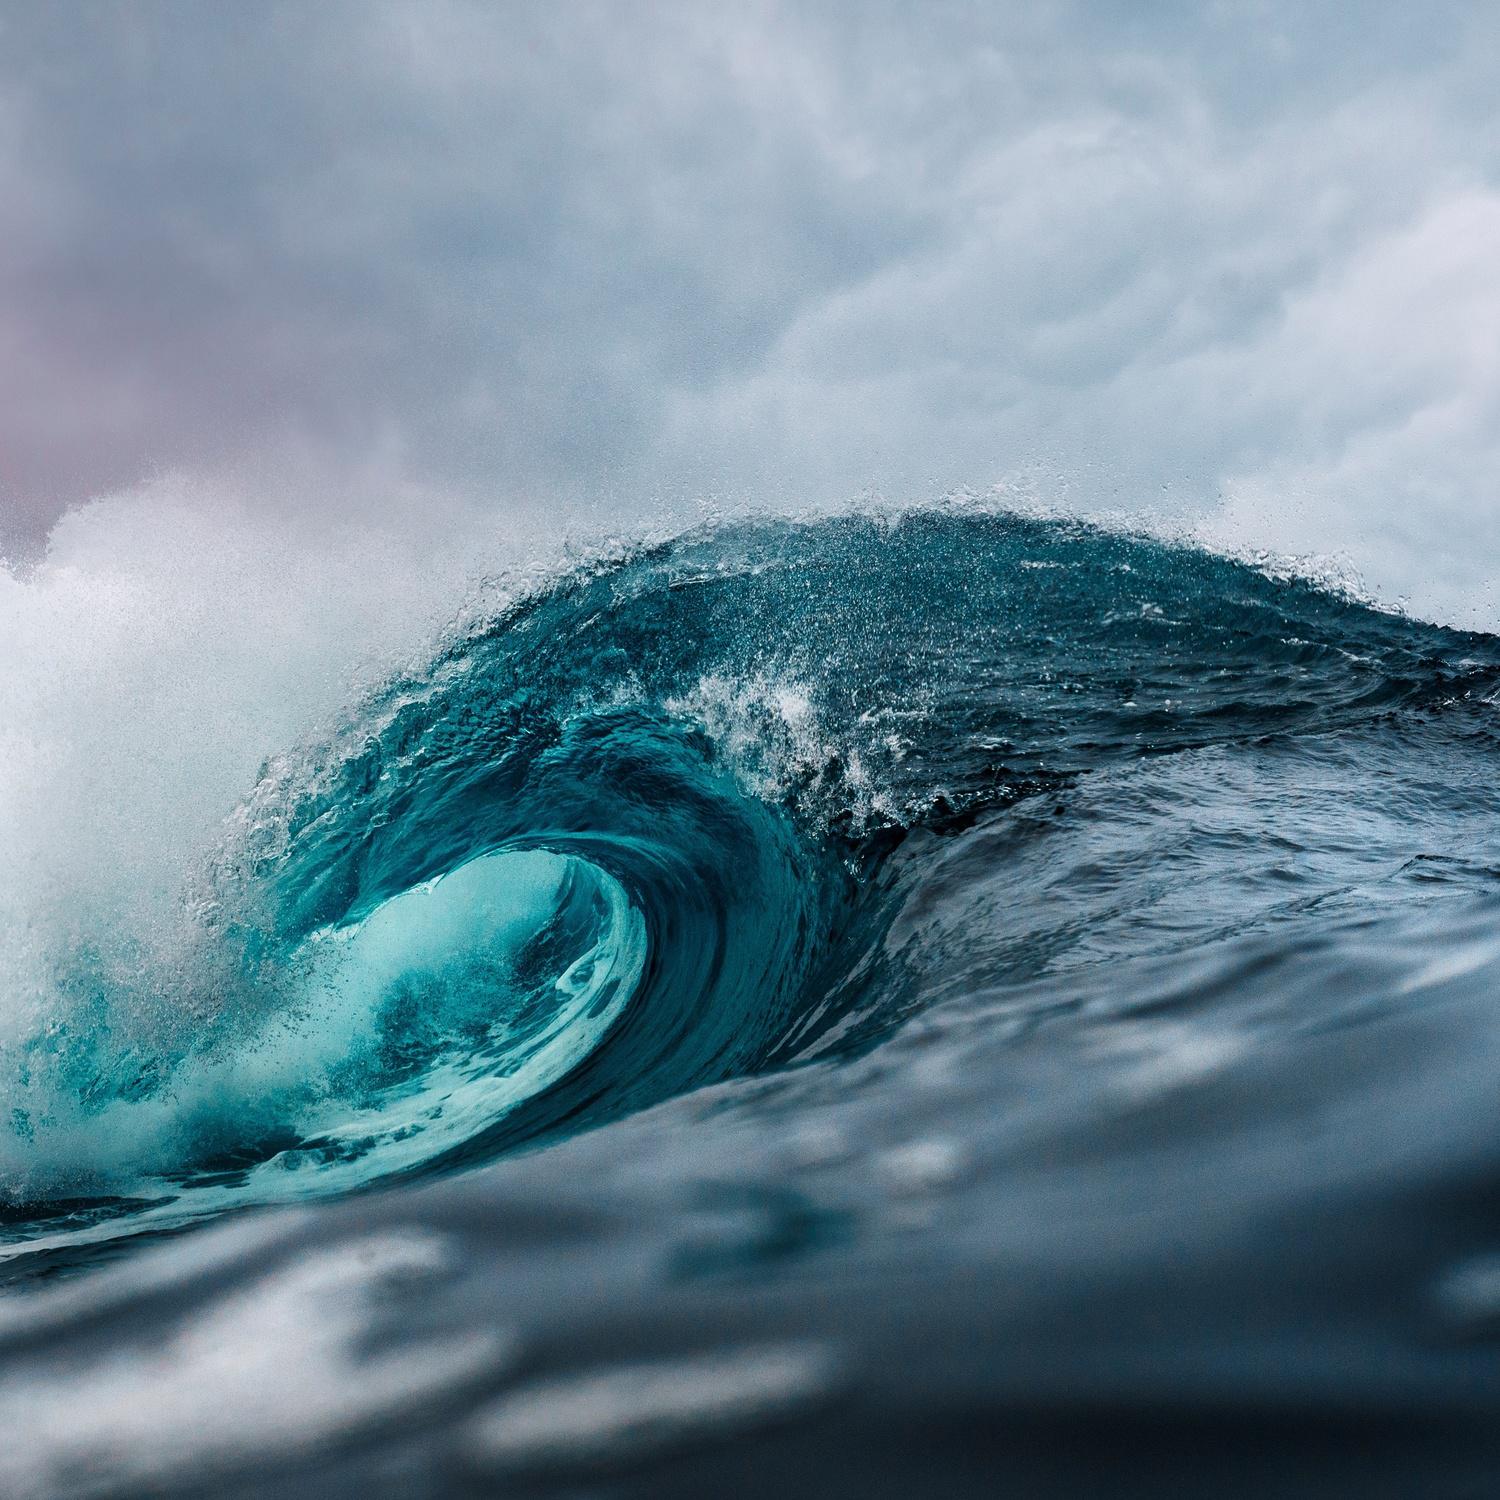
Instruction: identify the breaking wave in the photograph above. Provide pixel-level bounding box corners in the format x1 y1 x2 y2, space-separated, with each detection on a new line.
4 507 1498 1259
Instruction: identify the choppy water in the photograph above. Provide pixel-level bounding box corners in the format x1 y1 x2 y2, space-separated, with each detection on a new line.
4 508 1500 1496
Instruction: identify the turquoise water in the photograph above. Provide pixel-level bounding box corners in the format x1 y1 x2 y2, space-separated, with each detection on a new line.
3 508 1500 1495
6 507 1500 1250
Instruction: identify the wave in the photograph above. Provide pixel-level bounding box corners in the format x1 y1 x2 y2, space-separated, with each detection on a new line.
3 507 1498 1258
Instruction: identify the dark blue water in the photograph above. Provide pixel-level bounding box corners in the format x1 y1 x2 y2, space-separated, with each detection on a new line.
4 508 1500 1497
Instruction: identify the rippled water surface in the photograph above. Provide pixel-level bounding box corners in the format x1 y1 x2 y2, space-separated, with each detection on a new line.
5 509 1500 1496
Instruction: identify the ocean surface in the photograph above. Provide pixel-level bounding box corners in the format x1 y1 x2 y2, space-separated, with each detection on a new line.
4 507 1500 1496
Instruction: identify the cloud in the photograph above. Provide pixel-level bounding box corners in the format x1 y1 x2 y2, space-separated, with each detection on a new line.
1207 190 1500 624
0 0 1496 618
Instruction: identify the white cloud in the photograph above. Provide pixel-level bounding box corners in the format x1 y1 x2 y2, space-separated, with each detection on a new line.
0 0 1496 620
1208 191 1500 625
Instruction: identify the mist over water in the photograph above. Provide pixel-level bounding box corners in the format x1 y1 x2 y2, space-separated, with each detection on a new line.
3 491 1500 1496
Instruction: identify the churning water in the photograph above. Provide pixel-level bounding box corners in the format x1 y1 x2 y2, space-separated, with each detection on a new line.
3 506 1500 1496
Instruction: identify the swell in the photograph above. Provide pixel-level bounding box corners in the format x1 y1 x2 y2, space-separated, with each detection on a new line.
3 507 1498 1256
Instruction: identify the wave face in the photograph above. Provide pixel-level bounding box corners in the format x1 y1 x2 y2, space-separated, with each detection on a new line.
10 507 1500 1495
4 507 1498 1261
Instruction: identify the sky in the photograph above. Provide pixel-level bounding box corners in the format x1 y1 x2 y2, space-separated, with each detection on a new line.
2 1 1499 622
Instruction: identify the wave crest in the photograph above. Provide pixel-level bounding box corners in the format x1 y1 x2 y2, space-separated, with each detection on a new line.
4 508 1497 1257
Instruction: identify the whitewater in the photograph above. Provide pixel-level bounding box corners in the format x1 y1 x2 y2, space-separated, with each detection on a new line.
3 497 1500 1496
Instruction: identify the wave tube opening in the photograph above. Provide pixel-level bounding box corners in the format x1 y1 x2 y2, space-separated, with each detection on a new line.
0 845 646 1256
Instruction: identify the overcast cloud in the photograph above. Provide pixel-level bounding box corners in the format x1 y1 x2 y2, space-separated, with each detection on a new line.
2 1 1498 620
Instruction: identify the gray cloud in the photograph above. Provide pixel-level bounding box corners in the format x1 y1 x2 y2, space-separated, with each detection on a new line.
2 1 1498 616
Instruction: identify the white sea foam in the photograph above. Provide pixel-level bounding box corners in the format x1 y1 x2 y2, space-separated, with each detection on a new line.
0 475 541 1201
